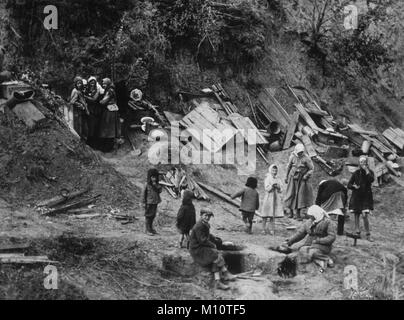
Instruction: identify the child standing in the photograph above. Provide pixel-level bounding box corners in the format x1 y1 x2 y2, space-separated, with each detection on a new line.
348 156 375 242
262 164 284 234
143 168 162 236
231 177 260 234
176 190 196 248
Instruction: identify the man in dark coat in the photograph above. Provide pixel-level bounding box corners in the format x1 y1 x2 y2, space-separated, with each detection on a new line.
347 156 375 241
315 179 348 236
176 190 196 248
189 208 236 290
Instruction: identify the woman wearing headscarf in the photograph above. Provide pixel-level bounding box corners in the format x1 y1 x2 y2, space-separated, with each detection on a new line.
70 76 89 140
261 164 284 234
99 78 119 153
284 143 314 221
283 205 337 269
85 76 102 149
348 156 375 242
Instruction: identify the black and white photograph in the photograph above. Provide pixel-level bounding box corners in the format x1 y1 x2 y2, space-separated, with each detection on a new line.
0 0 403 306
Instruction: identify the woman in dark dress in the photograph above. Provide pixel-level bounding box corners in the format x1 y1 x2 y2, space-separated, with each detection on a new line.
85 76 102 149
99 78 119 153
348 156 375 242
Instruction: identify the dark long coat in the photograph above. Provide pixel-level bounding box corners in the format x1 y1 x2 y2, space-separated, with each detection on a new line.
348 168 374 211
99 86 119 139
189 220 222 267
176 191 196 235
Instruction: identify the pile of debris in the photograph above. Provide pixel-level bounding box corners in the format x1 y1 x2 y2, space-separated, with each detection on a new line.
36 187 102 219
161 167 210 201
132 82 403 187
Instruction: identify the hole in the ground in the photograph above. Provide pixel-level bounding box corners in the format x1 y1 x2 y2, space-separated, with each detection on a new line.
277 257 297 278
223 252 244 274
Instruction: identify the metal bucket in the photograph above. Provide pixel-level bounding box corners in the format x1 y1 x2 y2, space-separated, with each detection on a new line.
269 141 281 152
268 121 281 135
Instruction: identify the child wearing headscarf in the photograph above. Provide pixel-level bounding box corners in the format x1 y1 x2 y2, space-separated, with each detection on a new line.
284 143 314 221
262 164 284 234
231 177 260 234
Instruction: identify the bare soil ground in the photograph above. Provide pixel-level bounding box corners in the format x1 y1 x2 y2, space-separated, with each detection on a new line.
1 128 403 300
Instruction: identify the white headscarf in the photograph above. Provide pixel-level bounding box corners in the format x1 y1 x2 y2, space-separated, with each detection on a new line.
294 143 305 156
359 155 368 163
88 76 104 95
307 205 329 223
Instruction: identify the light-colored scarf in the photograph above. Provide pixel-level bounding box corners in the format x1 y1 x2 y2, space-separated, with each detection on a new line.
307 205 329 223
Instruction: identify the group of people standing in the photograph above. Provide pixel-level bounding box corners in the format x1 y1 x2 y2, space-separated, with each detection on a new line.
70 76 120 152
141 143 376 290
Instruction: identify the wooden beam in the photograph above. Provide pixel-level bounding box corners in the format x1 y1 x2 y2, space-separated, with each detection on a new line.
196 181 263 217
283 111 300 149
258 92 290 128
294 103 319 132
37 188 90 208
0 256 57 264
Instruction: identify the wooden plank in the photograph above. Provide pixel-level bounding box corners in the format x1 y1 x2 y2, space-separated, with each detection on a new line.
367 157 379 187
370 147 400 177
383 129 404 150
181 106 237 153
258 92 290 128
0 256 57 264
348 124 378 136
301 134 317 158
393 128 404 139
265 88 291 123
163 111 183 126
294 103 319 132
13 101 45 128
0 253 25 258
0 243 30 252
196 181 263 218
228 113 268 145
180 113 219 151
37 188 90 208
283 111 300 149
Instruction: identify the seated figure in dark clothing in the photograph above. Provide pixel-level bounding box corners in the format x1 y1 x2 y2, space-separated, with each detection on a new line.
189 208 236 290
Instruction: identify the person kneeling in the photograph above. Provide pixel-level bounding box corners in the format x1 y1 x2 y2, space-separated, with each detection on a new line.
189 208 236 290
283 205 337 270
